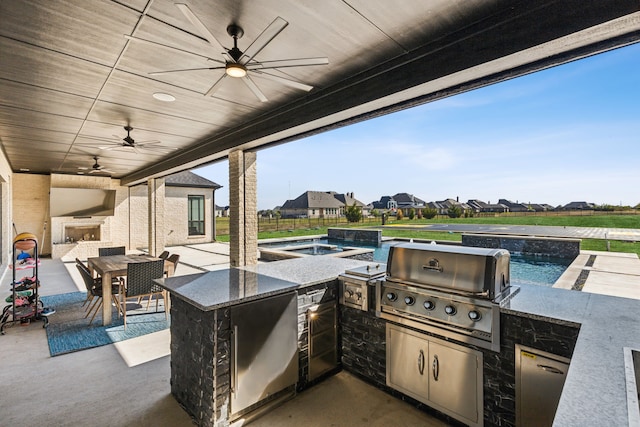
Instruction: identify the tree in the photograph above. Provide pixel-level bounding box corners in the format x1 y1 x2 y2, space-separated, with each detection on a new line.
408 208 416 220
345 203 363 223
447 205 463 218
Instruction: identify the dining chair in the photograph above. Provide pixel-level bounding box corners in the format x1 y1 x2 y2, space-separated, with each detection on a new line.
121 259 166 329
98 246 126 256
158 250 170 259
75 259 123 325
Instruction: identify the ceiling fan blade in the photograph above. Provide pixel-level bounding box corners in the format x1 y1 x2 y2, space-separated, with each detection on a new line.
149 66 225 76
175 3 230 60
124 35 224 63
240 17 288 64
250 70 313 92
247 57 329 69
204 73 228 97
242 75 268 102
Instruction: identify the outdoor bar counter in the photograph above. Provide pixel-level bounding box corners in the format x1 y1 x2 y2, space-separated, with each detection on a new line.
158 256 640 427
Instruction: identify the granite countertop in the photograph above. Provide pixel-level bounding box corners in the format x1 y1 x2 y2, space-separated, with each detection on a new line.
503 284 640 427
157 257 377 310
156 269 301 311
160 256 639 426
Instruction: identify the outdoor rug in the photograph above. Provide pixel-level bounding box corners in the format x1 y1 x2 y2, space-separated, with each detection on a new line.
41 291 170 357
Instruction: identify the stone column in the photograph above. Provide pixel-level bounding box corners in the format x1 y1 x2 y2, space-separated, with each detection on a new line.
147 177 165 257
229 150 257 267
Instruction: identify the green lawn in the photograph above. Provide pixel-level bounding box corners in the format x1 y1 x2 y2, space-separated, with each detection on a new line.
216 214 640 257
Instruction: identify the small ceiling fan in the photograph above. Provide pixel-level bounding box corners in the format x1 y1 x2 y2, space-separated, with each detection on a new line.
127 3 328 102
78 156 116 175
96 126 176 154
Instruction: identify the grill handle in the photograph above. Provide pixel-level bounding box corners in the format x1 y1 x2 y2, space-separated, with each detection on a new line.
422 257 443 273
432 354 439 381
418 349 425 375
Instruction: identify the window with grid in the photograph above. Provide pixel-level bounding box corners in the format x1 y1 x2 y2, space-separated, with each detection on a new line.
188 195 205 236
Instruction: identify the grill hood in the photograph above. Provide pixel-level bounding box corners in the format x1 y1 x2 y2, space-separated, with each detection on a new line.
385 243 510 300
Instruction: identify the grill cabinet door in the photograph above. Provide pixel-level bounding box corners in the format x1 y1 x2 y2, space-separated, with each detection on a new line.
386 324 429 401
428 340 482 425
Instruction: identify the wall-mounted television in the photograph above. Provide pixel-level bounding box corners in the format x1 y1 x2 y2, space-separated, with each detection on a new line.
49 188 116 217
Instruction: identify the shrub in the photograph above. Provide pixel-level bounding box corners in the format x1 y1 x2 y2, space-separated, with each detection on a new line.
396 209 404 220
447 205 463 218
345 203 363 223
408 208 416 220
422 208 437 219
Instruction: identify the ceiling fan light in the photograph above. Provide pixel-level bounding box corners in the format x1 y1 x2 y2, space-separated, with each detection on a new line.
226 63 247 78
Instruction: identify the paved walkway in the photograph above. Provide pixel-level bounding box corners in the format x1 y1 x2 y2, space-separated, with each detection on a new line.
554 250 640 300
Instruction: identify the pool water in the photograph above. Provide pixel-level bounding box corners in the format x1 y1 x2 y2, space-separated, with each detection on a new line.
260 238 572 287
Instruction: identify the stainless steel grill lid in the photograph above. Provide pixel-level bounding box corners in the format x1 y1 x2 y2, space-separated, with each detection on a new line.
385 242 510 299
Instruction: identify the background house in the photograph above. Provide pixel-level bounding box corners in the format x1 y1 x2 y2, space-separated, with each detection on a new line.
280 191 369 218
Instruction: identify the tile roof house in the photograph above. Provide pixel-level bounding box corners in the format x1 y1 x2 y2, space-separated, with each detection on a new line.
467 199 509 213
561 201 596 210
280 191 369 218
429 198 472 215
371 193 426 215
498 199 531 212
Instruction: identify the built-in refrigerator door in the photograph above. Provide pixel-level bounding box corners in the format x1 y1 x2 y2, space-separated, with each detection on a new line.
516 344 570 427
231 291 298 418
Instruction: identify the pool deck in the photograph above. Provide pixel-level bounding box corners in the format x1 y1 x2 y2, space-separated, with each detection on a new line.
554 250 640 300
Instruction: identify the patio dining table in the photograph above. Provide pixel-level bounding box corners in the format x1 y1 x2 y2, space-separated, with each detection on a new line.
87 254 173 326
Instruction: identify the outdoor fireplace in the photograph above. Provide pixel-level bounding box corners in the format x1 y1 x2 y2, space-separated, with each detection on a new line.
64 225 101 242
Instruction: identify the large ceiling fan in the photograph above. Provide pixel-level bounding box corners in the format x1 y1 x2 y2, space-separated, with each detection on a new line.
127 3 328 102
78 156 117 175
94 126 176 154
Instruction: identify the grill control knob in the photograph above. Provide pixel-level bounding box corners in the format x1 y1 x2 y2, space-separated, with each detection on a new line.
344 289 354 299
386 292 398 302
356 292 363 301
423 300 435 310
468 310 482 321
444 305 457 316
404 296 415 306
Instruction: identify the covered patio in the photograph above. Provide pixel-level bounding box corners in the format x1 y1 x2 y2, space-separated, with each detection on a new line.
2 2 640 427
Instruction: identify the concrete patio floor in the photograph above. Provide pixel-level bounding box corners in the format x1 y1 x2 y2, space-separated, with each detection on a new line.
1 240 638 426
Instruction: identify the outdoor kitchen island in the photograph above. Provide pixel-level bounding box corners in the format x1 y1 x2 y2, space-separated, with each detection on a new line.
158 256 640 427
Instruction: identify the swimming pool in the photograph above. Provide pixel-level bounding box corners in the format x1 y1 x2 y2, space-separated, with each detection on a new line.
259 238 573 287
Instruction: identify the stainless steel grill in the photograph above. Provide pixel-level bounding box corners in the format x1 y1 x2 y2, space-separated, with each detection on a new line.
376 242 513 351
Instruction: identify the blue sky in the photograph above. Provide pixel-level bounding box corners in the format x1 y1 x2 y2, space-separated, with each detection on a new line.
195 43 640 210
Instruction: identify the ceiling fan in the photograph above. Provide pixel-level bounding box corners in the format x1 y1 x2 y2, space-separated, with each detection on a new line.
127 3 328 102
78 156 116 175
96 126 176 154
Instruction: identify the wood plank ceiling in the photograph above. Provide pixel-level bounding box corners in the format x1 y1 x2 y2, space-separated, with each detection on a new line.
1 0 639 185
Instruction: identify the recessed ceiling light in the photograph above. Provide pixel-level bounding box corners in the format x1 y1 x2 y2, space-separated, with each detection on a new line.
19 168 30 172
153 92 176 102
